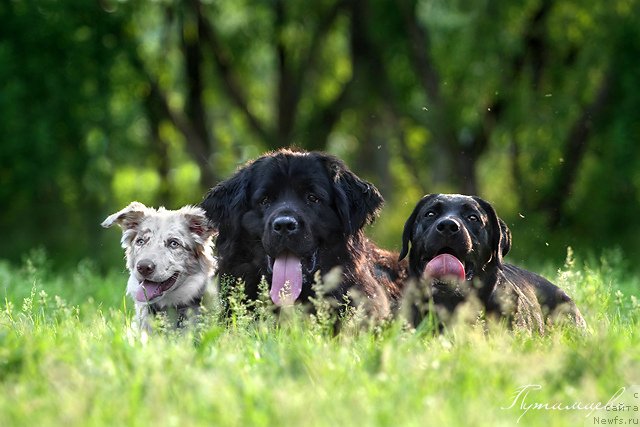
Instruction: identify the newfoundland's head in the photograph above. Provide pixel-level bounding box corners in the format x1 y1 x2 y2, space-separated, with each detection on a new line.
201 149 385 308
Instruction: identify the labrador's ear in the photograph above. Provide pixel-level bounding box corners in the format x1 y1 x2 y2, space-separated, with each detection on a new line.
399 194 437 261
101 202 152 248
472 196 507 268
323 154 384 235
499 218 512 257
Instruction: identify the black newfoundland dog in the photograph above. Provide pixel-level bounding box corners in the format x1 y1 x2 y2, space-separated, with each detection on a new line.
201 149 406 319
399 193 586 333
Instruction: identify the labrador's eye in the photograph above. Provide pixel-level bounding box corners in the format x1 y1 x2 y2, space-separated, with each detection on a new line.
259 196 270 206
468 214 479 222
307 194 320 204
425 210 436 218
167 239 181 249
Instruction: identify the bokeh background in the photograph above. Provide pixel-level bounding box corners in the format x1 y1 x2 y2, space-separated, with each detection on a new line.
1 0 639 272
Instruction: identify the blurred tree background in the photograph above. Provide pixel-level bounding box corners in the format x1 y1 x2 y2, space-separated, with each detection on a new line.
0 0 638 271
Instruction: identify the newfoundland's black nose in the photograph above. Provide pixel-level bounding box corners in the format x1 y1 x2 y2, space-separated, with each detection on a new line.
136 259 156 277
436 218 460 236
272 216 300 235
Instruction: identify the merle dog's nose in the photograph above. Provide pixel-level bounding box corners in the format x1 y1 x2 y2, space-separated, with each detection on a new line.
136 259 156 277
436 218 460 236
272 216 299 235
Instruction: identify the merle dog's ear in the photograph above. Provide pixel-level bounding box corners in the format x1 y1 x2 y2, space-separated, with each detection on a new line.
101 201 150 248
101 201 148 230
178 205 216 244
325 155 384 234
473 196 508 268
399 194 436 261
200 169 249 234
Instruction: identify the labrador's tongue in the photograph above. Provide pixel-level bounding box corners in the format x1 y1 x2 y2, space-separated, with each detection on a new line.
424 254 466 283
271 253 303 305
136 282 165 302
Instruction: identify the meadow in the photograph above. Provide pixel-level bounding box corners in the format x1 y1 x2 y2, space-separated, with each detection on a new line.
0 249 638 427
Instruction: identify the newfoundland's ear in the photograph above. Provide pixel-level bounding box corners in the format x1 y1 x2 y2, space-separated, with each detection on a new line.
473 196 507 268
399 194 436 261
324 155 383 235
200 169 249 234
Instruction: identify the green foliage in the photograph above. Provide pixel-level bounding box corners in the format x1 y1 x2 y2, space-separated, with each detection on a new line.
0 251 639 426
1 0 640 269
0 1 128 266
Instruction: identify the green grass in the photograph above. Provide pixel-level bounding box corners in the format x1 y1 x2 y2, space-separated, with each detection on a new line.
0 249 639 427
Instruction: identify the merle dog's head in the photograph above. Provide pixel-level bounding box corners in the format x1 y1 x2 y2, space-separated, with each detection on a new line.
399 194 511 288
201 149 383 305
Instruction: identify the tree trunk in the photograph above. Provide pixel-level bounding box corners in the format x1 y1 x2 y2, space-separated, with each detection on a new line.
539 73 612 228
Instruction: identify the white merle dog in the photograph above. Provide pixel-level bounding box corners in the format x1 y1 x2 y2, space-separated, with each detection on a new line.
102 202 216 331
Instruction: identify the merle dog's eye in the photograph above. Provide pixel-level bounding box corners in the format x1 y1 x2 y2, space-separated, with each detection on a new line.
425 210 436 218
167 239 181 249
135 237 145 246
307 194 320 203
468 214 479 222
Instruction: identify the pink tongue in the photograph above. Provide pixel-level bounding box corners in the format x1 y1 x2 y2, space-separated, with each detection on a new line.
271 253 303 305
424 254 466 283
136 282 165 302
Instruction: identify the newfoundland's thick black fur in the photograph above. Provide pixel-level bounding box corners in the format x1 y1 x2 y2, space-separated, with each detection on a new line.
201 149 405 319
399 194 586 333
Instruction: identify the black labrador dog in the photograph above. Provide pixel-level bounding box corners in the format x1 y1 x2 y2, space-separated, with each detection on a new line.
201 149 406 320
399 193 586 333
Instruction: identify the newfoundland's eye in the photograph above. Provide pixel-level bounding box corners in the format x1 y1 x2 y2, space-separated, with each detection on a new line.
307 194 320 203
135 237 145 246
167 239 181 249
468 214 479 222
259 196 270 206
425 210 436 218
